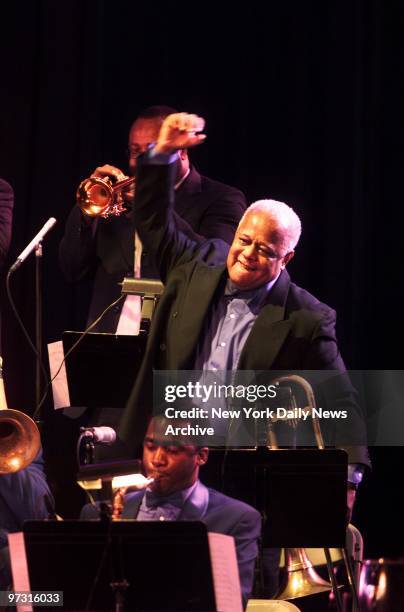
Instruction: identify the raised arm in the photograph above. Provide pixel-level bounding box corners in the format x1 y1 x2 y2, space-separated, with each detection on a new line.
134 159 202 282
172 182 246 245
134 114 228 281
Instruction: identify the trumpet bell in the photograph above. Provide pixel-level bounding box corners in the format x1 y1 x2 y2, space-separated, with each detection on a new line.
276 548 332 600
76 175 135 218
76 176 113 217
0 409 41 473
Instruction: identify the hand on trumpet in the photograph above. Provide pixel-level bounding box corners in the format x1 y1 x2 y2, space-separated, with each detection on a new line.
155 113 206 155
90 164 135 204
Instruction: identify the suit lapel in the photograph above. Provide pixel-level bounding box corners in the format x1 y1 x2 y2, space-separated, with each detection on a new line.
238 270 292 370
178 481 210 521
176 265 227 368
121 483 210 521
121 492 144 518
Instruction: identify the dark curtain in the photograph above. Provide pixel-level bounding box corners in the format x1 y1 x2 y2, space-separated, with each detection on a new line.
1 0 403 554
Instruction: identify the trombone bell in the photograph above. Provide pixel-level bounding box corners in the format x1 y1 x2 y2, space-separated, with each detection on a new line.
276 548 332 600
0 409 41 473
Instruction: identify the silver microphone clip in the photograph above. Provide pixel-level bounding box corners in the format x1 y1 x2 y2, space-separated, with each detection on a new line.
81 426 117 444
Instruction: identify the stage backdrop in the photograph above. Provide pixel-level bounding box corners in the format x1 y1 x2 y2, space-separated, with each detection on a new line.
1 1 403 555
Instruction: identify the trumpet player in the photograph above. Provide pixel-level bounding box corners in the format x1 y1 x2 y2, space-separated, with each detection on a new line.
59 105 246 333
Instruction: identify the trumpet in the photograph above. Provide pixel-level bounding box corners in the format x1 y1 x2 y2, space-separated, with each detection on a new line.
76 174 135 218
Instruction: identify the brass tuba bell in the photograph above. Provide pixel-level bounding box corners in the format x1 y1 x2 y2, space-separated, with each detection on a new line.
76 175 135 218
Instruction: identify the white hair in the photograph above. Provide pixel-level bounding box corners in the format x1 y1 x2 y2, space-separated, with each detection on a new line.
241 199 302 252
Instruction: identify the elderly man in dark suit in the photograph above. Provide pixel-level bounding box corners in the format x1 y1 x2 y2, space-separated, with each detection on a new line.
113 113 369 601
120 112 368 468
117 114 369 599
59 106 246 333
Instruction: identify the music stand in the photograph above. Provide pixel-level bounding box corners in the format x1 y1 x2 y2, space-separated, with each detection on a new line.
22 520 216 611
203 448 349 610
61 331 148 464
204 448 347 547
62 331 147 409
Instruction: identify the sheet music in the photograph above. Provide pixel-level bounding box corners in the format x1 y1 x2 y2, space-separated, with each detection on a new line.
8 532 33 612
47 340 70 409
208 532 243 612
116 294 141 335
116 231 142 335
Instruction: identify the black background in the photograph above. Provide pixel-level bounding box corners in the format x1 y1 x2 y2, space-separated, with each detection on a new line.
1 0 403 557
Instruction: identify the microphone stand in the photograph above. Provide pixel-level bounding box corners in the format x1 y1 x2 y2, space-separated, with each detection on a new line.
35 242 43 416
7 217 56 426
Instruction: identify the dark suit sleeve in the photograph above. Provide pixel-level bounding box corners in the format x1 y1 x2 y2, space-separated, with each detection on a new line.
0 179 14 269
0 453 54 588
304 308 370 466
80 502 104 519
0 452 54 535
59 206 99 282
134 159 226 283
304 307 346 370
172 186 246 245
228 507 261 606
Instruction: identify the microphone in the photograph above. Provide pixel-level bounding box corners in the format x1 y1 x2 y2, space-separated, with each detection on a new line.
81 426 117 444
10 217 57 272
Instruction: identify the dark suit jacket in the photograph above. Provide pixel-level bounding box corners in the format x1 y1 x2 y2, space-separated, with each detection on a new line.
120 160 369 466
0 179 13 270
59 167 246 332
81 481 261 605
0 178 13 351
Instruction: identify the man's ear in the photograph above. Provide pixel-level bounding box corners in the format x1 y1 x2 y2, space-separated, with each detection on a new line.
197 447 209 466
179 149 188 162
282 250 295 269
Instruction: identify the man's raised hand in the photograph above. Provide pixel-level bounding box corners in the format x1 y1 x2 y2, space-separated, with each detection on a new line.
155 113 206 154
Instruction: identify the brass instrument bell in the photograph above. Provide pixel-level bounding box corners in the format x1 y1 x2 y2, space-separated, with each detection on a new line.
76 175 135 218
277 548 332 600
268 375 334 601
0 408 41 473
